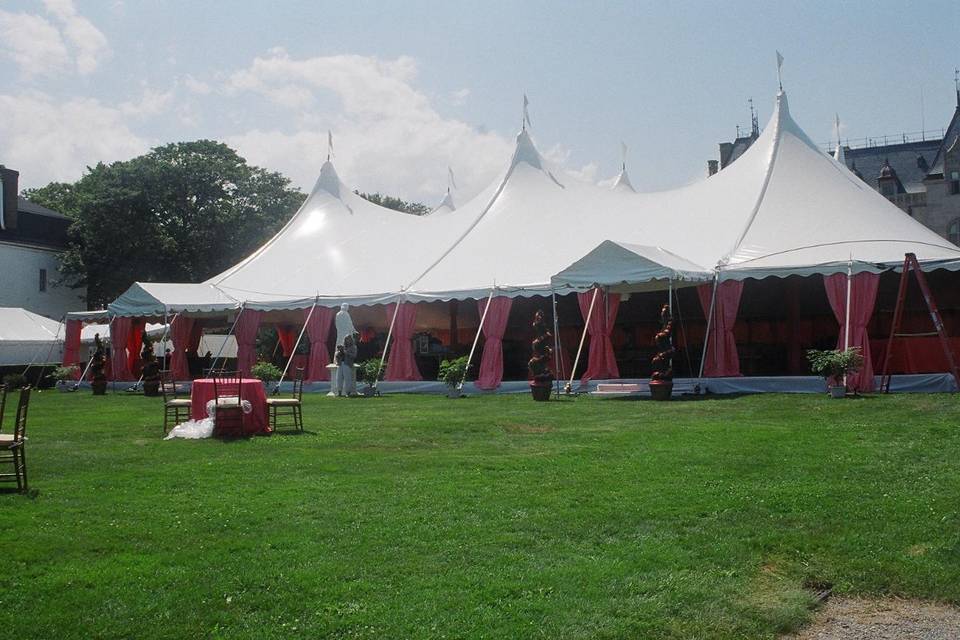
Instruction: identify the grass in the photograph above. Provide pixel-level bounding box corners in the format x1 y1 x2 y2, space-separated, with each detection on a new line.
1 391 959 639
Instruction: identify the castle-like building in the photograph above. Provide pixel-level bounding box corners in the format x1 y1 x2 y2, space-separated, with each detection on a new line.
710 89 960 244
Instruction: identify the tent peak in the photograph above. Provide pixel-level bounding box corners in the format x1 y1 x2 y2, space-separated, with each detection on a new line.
612 167 635 192
309 160 342 199
429 188 456 215
511 129 544 171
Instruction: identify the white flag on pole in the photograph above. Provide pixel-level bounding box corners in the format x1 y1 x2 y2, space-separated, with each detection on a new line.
448 166 457 191
523 94 532 129
776 51 784 89
327 130 334 160
621 141 628 167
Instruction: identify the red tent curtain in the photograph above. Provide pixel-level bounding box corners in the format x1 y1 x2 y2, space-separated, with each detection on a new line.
276 326 296 357
187 323 203 355
577 289 620 383
697 280 744 377
824 272 880 392
305 306 335 382
475 296 513 390
63 319 82 379
169 316 195 381
385 302 422 381
234 310 263 377
110 317 133 381
126 319 144 377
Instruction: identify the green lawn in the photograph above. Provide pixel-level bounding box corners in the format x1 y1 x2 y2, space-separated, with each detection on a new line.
1 391 959 639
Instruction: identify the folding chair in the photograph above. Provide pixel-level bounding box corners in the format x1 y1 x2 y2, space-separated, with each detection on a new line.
160 370 191 435
0 387 31 492
267 368 304 432
212 372 245 438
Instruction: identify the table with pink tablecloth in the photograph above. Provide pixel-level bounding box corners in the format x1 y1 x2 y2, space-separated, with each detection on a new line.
190 378 269 435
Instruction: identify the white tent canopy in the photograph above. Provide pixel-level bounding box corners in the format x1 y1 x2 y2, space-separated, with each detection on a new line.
0 307 63 365
105 89 960 316
550 241 712 292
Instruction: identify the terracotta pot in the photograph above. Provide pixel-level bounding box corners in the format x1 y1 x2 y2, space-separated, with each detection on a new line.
829 385 846 399
143 381 161 397
649 380 673 401
91 380 107 396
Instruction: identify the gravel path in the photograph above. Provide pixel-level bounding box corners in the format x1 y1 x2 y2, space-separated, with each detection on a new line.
784 597 960 640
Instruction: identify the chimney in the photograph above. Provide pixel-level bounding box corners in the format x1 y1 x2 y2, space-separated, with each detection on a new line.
718 142 734 169
707 160 719 176
0 165 19 230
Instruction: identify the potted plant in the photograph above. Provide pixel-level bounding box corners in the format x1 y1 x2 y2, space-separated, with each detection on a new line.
806 348 864 398
140 332 161 397
90 334 108 395
49 365 79 392
648 304 676 401
251 361 283 393
439 356 470 398
527 310 554 401
2 372 28 391
357 359 385 396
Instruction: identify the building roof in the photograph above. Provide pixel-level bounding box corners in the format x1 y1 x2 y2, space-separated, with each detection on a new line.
928 104 960 177
17 196 69 220
841 140 940 193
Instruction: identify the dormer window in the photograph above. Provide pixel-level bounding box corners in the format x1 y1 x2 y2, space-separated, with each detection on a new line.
951 171 959 195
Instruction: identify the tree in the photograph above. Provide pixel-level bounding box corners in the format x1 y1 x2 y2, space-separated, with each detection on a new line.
23 141 305 308
355 191 431 216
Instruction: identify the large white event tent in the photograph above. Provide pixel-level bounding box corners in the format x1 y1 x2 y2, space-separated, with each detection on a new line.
76 90 960 391
0 308 64 366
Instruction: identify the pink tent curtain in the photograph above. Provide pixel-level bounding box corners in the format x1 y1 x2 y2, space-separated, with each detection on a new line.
110 317 134 381
824 272 880 392
187 323 203 356
63 319 82 379
305 306 335 382
276 326 296 357
169 316 195 381
385 302 422 381
697 280 744 377
475 296 513 390
234 310 263 377
577 289 620 383
126 319 145 377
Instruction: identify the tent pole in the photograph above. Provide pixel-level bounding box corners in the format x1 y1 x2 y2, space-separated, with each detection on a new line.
375 293 404 389
276 298 317 394
697 272 720 391
843 259 853 388
209 302 245 375
551 287 562 399
462 288 495 390
162 306 170 373
567 287 598 394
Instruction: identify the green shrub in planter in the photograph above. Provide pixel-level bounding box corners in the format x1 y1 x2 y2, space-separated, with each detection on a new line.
806 348 864 391
250 361 283 385
2 373 28 390
438 356 470 388
357 359 385 386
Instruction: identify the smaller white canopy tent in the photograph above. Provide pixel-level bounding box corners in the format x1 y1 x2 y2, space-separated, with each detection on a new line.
108 282 239 318
198 334 238 358
0 307 64 365
550 241 713 292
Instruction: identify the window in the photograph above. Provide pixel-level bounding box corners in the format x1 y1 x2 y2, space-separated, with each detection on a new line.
950 171 959 196
949 219 960 246
39 268 47 292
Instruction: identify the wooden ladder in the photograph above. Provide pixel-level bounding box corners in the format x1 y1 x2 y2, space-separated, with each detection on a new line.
879 253 960 393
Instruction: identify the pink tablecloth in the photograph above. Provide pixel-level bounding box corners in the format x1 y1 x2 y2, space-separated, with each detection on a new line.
190 378 269 435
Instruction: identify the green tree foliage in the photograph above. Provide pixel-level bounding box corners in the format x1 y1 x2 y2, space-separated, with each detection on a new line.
23 141 305 308
355 191 431 216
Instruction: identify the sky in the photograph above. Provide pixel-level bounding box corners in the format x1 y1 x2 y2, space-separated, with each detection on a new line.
1 0 958 206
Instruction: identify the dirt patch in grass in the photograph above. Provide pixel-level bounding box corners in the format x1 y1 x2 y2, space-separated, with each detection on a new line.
783 597 960 639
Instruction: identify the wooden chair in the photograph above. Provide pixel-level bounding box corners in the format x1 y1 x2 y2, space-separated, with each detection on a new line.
160 370 191 436
0 384 7 432
212 372 245 438
267 368 304 432
0 387 31 492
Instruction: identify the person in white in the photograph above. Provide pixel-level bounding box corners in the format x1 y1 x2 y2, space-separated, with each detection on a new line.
331 303 358 394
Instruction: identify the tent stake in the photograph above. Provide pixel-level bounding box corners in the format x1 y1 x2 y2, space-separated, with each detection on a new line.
375 293 404 389
462 288 495 390
697 272 720 392
276 298 317 394
567 287 598 394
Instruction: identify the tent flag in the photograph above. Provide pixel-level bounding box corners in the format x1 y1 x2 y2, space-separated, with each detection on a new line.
776 50 784 88
522 94 532 130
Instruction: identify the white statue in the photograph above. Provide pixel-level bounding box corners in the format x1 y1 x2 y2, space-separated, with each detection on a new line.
335 303 357 347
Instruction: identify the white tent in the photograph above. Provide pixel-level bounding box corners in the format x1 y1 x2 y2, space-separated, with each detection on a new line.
0 307 63 365
105 89 960 316
550 241 713 292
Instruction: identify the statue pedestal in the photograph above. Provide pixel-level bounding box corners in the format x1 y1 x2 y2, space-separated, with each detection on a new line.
327 363 358 396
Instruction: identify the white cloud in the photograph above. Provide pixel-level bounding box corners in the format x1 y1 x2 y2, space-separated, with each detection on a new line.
0 91 149 188
183 74 212 95
0 10 70 76
0 1 109 77
120 86 174 118
223 51 515 203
